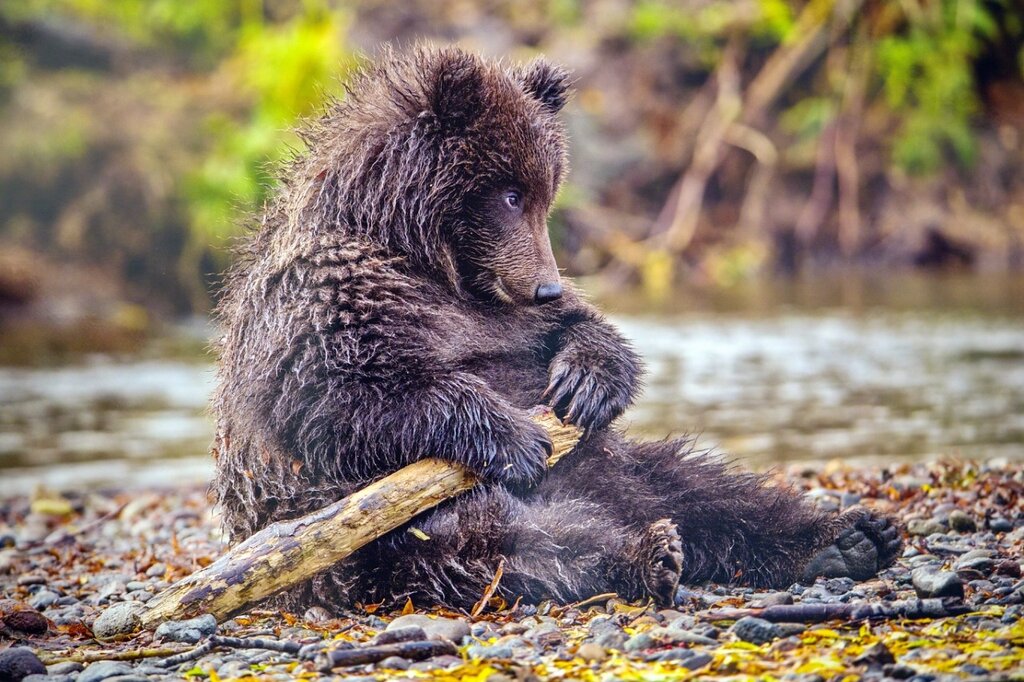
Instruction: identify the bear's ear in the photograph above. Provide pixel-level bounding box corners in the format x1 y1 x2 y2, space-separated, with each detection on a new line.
429 50 486 127
519 59 571 113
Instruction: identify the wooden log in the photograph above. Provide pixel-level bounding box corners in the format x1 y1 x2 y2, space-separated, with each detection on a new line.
137 409 582 629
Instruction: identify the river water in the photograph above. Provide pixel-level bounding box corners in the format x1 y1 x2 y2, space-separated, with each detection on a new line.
2 274 1022 496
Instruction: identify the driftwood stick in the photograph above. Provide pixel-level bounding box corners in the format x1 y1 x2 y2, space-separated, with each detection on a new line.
699 598 971 624
137 409 582 629
315 640 456 671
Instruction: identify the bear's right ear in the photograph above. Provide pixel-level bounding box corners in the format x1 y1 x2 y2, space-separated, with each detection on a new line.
519 59 571 113
428 50 486 127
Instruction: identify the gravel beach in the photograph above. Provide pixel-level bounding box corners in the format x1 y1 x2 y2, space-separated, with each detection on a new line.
1 459 1021 681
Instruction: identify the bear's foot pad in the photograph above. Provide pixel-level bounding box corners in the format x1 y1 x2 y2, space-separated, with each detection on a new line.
802 507 903 583
641 518 684 606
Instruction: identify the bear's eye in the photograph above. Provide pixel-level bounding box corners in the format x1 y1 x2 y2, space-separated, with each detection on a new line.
504 191 522 210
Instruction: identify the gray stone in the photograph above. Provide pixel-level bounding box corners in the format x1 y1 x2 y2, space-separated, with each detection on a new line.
29 591 59 610
912 567 965 599
23 675 73 682
989 517 1013 533
0 648 47 681
78 661 134 682
409 654 463 672
465 643 514 658
46 662 83 676
682 652 714 670
948 510 976 533
91 602 144 640
154 614 217 643
623 631 655 651
731 616 784 645
750 592 793 608
376 656 410 670
651 625 718 646
907 519 945 536
385 614 470 644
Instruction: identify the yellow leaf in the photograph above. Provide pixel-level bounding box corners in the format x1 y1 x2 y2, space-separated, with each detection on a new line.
409 526 431 540
402 597 414 615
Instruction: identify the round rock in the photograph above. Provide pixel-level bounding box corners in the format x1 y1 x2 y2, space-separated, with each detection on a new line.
77 660 135 682
91 602 144 640
0 648 46 682
912 567 965 599
153 613 217 643
731 616 784 645
385 614 470 644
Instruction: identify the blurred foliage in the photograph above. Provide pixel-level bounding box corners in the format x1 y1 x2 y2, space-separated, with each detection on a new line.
0 0 1022 313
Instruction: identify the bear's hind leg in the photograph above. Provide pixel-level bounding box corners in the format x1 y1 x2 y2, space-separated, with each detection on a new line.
333 488 683 610
622 440 902 588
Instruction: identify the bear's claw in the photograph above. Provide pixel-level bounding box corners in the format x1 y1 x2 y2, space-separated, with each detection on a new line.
641 518 684 606
801 506 903 583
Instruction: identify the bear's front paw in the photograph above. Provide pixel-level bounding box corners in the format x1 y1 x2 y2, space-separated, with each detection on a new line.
801 506 903 583
544 352 632 430
639 519 684 607
479 420 552 491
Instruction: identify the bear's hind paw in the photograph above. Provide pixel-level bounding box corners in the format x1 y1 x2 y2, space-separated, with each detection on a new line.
801 507 903 583
640 518 684 606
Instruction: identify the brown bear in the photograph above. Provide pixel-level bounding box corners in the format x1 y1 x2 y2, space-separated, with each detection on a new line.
211 45 902 612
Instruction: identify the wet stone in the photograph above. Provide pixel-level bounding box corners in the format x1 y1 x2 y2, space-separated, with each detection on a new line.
28 590 59 610
948 510 976 533
912 567 965 599
154 613 217 643
907 519 945 536
750 591 793 608
0 647 47 682
78 661 135 682
376 656 410 670
385 614 470 644
46 663 83 676
732 616 784 645
989 517 1013 533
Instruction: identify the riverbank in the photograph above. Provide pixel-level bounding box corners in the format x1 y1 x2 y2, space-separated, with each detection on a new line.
1 459 1021 681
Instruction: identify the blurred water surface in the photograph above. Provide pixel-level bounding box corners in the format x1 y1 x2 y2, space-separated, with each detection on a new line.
1 274 1022 496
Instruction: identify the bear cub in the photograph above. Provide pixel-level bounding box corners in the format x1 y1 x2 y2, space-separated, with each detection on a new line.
211 45 902 611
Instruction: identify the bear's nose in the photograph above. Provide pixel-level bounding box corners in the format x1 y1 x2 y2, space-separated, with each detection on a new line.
534 282 562 304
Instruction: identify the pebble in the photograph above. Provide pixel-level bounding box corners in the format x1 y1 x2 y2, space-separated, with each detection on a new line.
732 616 784 645
408 654 462 672
154 613 217 643
91 602 143 639
750 591 793 607
376 656 410 670
989 517 1013 532
907 519 945 536
465 643 514 658
576 642 607 662
385 614 470 644
911 567 965 599
23 675 73 682
28 591 59 610
46 663 84 676
77 661 135 682
948 510 976 532
0 648 47 682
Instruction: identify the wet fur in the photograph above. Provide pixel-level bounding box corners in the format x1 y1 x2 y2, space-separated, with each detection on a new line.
212 45 900 612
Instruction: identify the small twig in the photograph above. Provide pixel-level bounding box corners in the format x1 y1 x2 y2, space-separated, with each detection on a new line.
471 557 505 617
39 646 190 665
209 635 303 654
573 593 617 610
315 640 456 671
152 640 216 668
